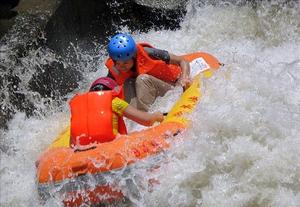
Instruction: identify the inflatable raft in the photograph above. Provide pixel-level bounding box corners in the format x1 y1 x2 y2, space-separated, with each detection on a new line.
36 52 221 206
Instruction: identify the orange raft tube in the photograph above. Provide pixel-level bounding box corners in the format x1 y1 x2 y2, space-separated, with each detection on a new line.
36 52 221 206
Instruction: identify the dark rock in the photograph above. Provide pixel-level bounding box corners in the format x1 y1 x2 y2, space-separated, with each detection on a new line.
45 0 186 55
28 60 81 99
0 0 20 19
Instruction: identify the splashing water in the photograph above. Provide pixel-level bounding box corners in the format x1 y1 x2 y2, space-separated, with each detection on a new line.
1 0 300 206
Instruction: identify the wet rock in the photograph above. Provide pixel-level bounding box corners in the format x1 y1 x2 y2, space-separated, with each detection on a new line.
0 2 60 129
45 0 186 54
0 0 20 19
28 60 81 99
0 72 35 129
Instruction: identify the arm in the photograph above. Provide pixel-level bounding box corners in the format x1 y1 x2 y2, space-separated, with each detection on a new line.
144 47 192 89
123 105 164 126
169 53 192 90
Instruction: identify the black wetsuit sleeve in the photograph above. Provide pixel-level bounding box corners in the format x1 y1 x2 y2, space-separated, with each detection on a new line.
106 71 115 80
144 47 170 64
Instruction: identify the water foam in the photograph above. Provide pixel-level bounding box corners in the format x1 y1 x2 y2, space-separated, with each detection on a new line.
1 0 300 206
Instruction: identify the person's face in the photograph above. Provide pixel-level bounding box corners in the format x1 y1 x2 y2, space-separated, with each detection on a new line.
114 59 134 72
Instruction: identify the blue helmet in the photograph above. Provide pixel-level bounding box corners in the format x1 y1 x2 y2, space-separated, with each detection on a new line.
108 33 137 61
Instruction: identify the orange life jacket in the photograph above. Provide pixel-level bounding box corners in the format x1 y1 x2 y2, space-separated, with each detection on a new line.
69 90 127 148
105 43 182 85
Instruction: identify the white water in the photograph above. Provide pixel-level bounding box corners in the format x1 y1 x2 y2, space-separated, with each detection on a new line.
1 0 300 206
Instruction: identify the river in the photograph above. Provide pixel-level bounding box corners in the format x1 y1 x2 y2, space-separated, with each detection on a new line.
1 0 300 206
